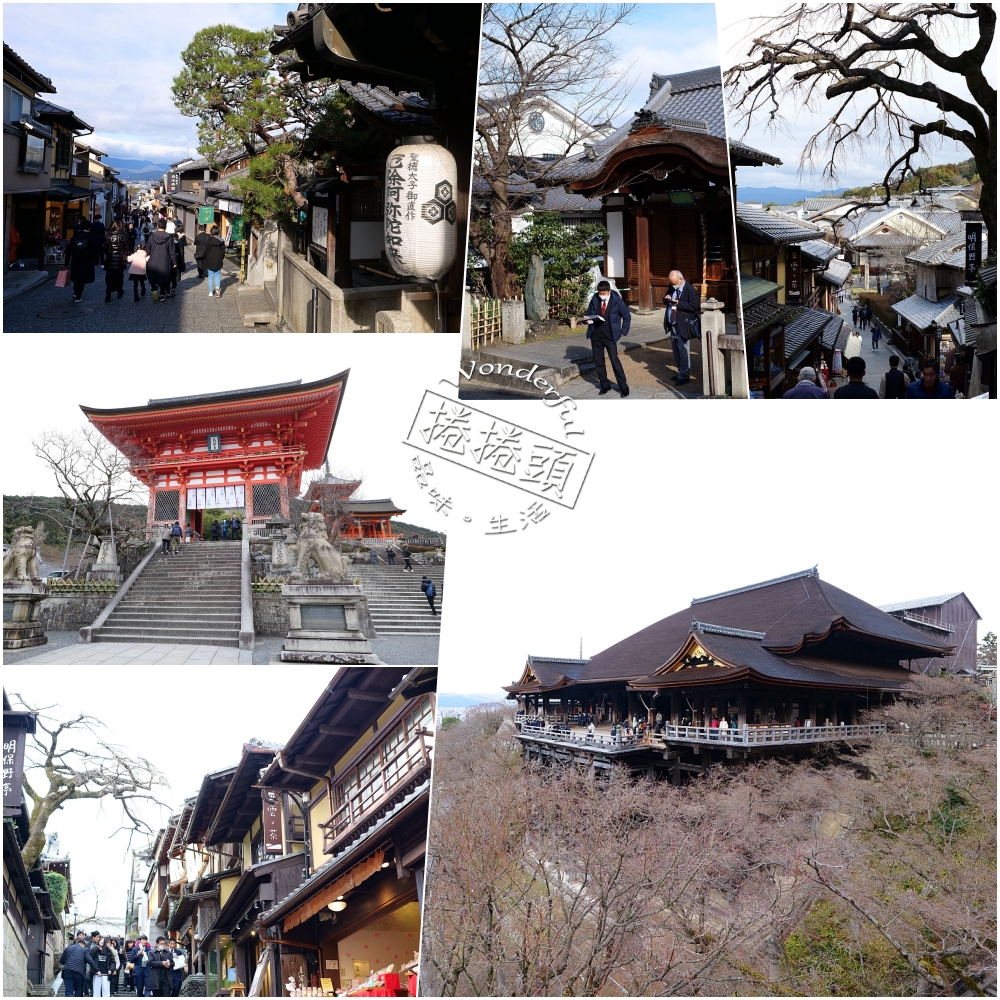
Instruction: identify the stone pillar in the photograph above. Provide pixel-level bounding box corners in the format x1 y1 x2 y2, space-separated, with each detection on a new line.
525 255 547 321
3 582 50 649
461 292 473 351
701 297 727 397
88 535 118 582
501 298 526 344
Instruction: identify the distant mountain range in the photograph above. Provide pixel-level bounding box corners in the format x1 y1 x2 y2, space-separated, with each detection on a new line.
438 692 508 708
104 157 172 181
736 186 847 205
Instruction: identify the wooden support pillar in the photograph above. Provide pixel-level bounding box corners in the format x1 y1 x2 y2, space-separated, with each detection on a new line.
326 198 337 283
635 205 651 312
335 190 352 287
737 689 747 729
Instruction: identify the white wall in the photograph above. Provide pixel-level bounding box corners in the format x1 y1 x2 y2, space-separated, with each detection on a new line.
605 211 624 277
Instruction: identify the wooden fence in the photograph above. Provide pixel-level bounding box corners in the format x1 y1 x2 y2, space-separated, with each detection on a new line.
470 296 503 350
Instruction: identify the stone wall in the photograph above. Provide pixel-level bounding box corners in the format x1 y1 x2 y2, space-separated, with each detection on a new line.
253 592 289 636
39 593 113 632
3 908 29 999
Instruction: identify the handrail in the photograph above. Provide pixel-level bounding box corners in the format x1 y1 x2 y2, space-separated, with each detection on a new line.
238 526 254 651
514 716 887 749
79 543 160 643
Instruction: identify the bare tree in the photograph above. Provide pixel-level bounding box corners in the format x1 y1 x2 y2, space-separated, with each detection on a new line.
33 426 146 575
421 679 996 996
475 3 638 298
10 694 170 869
724 4 996 248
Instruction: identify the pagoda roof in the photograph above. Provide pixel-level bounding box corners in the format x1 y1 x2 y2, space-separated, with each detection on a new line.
342 499 405 516
81 371 349 472
565 568 955 685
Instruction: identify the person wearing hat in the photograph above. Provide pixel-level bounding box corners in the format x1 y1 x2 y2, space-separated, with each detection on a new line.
782 366 828 398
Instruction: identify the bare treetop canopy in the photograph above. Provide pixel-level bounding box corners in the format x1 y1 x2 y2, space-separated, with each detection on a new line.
724 4 996 245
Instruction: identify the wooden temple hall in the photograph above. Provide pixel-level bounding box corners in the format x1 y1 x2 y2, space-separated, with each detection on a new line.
507 568 958 778
537 67 778 316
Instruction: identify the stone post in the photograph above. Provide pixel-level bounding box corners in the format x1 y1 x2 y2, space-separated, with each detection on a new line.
278 583 380 663
701 297 728 397
461 292 473 351
501 298 525 344
4 582 50 649
525 255 547 321
88 534 119 583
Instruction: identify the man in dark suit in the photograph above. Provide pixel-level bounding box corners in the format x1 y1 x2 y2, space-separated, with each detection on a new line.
663 269 701 386
585 280 631 396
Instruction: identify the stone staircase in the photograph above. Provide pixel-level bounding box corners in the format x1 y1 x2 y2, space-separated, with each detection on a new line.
236 278 278 328
93 542 243 646
353 563 445 635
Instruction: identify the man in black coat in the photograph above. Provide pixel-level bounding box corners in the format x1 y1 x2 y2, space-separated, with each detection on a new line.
145 220 177 302
584 279 631 396
146 938 175 997
103 221 131 302
59 934 100 997
91 216 106 266
65 221 99 303
663 269 700 386
193 224 209 279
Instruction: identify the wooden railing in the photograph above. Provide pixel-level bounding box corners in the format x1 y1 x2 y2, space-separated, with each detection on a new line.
320 728 434 854
515 715 886 748
470 296 503 350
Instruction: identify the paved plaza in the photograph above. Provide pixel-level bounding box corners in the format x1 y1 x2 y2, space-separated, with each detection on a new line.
3 258 259 333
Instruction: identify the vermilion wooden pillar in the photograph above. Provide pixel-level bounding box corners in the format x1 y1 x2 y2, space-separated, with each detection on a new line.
634 206 651 312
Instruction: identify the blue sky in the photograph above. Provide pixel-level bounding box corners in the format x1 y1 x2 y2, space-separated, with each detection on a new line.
3 3 298 162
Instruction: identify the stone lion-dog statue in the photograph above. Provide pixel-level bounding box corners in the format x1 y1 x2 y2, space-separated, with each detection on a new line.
4 526 41 582
292 511 352 582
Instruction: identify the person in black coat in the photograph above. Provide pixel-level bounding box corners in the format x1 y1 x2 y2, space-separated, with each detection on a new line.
65 220 99 303
59 935 100 997
91 216 106 266
202 225 227 297
146 938 175 997
584 279 631 396
171 226 188 293
663 269 701 386
103 220 131 302
145 220 177 302
193 224 210 279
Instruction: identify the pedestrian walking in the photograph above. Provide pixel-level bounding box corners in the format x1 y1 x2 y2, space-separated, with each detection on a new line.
65 220 99 303
93 936 120 998
211 520 221 542
401 546 412 572
160 524 172 556
851 304 858 326
103 220 130 302
221 518 229 540
833 356 878 398
386 547 396 565
128 937 151 998
127 244 148 300
879 355 910 398
781 365 828 398
193 223 209 279
871 322 881 351
167 938 186 997
145 220 177 302
421 575 437 616
91 216 106 267
203 224 226 298
170 520 182 553
111 938 126 995
171 226 188 294
905 360 955 399
146 938 175 998
60 934 100 998
231 514 242 540
585 279 631 395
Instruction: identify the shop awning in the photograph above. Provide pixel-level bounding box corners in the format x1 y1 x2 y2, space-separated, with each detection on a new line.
283 850 384 931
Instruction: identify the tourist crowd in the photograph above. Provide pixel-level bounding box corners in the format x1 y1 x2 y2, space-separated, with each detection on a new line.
58 930 188 997
61 207 228 305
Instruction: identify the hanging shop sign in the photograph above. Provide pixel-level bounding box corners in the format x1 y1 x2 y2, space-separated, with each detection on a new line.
198 205 216 226
3 710 36 815
262 788 283 853
384 138 458 282
965 222 982 281
785 244 802 301
230 216 245 242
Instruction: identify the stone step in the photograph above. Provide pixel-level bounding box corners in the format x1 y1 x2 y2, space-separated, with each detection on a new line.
91 630 241 647
95 623 241 640
237 282 278 327
106 613 242 624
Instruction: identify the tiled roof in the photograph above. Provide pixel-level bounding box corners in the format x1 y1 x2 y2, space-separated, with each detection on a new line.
543 67 776 183
907 235 966 265
577 568 953 684
799 239 840 264
879 593 966 614
3 42 55 93
892 293 961 331
736 203 823 245
739 274 781 306
340 82 434 130
821 258 853 287
783 307 842 360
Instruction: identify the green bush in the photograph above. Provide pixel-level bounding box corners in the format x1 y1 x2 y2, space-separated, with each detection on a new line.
45 871 68 913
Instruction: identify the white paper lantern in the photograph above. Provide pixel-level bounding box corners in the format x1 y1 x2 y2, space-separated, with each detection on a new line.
384 138 458 282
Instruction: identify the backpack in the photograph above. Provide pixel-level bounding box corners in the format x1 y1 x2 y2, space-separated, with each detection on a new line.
426 582 435 598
